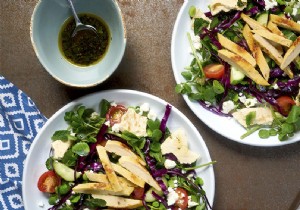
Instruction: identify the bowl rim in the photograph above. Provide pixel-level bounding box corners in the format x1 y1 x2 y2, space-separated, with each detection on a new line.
30 0 127 88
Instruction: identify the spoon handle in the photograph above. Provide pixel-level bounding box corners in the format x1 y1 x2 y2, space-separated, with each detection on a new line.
67 0 82 26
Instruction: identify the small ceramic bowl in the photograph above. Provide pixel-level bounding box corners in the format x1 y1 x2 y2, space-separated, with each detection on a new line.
31 0 126 87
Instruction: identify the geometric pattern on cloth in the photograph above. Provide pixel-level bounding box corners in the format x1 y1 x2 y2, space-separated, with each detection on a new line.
0 75 47 210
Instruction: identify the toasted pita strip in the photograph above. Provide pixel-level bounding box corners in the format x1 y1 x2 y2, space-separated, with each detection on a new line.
243 24 255 51
119 156 161 191
72 182 134 196
105 140 146 166
270 14 300 33
92 194 143 209
111 163 145 188
241 13 268 30
253 34 294 78
96 145 122 192
267 21 284 37
217 33 256 66
281 36 300 70
218 49 269 86
252 29 292 47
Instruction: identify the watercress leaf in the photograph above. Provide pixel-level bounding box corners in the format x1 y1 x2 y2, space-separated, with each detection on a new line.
83 198 106 208
99 99 111 118
203 87 216 103
286 105 300 124
281 123 294 134
183 83 192 94
147 119 161 130
150 142 161 152
194 18 209 35
152 129 163 141
61 149 78 167
246 111 256 127
212 80 225 94
150 151 163 162
181 71 193 81
175 84 184 93
72 142 90 156
188 93 203 101
46 157 54 170
51 130 76 141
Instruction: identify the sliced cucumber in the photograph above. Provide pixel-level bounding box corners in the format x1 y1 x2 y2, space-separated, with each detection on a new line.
256 12 269 27
53 161 81 181
144 187 164 202
230 66 245 85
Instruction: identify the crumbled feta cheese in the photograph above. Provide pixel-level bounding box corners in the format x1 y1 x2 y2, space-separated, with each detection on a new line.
110 102 117 107
272 83 279 89
167 187 179 206
222 100 235 114
112 123 120 133
147 110 157 121
140 103 150 112
191 33 202 49
239 96 258 108
104 121 110 126
164 159 177 169
38 201 44 208
66 200 71 205
264 0 278 10
91 112 99 118
188 196 199 208
293 8 298 16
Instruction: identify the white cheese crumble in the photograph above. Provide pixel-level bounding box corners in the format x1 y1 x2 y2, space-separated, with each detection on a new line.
188 196 199 208
264 0 278 10
222 100 235 114
104 120 110 126
167 187 179 206
66 199 71 205
147 110 157 121
164 159 177 169
272 83 279 89
140 103 150 112
238 95 258 108
38 201 44 208
110 102 117 107
111 123 121 133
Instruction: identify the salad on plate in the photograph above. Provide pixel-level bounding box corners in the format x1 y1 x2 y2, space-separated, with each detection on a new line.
36 99 214 210
175 0 300 141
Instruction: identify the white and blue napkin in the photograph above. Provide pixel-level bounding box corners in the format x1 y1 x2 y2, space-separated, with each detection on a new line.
0 75 47 210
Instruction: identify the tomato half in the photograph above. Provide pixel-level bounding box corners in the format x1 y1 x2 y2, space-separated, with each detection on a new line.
203 63 225 79
106 105 127 126
131 187 145 200
37 171 61 193
174 187 188 210
276 96 295 116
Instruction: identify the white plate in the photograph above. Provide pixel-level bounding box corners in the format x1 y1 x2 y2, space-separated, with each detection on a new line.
171 0 300 147
22 89 215 209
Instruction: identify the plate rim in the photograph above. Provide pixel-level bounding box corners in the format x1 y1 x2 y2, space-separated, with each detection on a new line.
22 89 215 208
171 0 300 147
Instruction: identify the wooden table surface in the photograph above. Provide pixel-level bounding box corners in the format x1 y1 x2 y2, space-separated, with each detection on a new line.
1 0 300 209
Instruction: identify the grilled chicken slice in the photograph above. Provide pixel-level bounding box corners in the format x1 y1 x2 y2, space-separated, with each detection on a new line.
218 49 269 86
105 140 146 166
118 156 161 191
111 163 145 188
243 25 270 80
252 29 292 47
253 34 294 78
281 36 300 70
218 33 256 66
161 128 200 164
96 145 122 192
270 14 300 33
85 171 136 187
241 13 268 31
72 182 134 196
92 194 143 209
232 107 274 128
267 21 284 37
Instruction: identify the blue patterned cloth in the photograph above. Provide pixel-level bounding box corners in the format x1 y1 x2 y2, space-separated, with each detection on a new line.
0 76 47 210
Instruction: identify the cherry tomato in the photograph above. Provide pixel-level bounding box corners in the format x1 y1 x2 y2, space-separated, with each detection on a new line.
174 187 188 210
203 63 225 79
131 187 145 200
37 171 61 193
276 96 295 116
106 105 127 126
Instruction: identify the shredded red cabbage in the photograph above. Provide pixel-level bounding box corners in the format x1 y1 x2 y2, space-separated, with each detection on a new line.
152 191 169 208
159 104 172 141
48 190 73 210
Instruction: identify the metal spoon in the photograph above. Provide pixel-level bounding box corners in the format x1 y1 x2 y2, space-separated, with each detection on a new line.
67 0 99 38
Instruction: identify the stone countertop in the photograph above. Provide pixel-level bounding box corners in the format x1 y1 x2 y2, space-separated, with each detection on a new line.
1 0 300 209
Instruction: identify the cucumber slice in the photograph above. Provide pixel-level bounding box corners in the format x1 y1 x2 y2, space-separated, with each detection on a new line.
144 187 164 202
230 66 245 85
256 12 269 27
53 161 81 181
